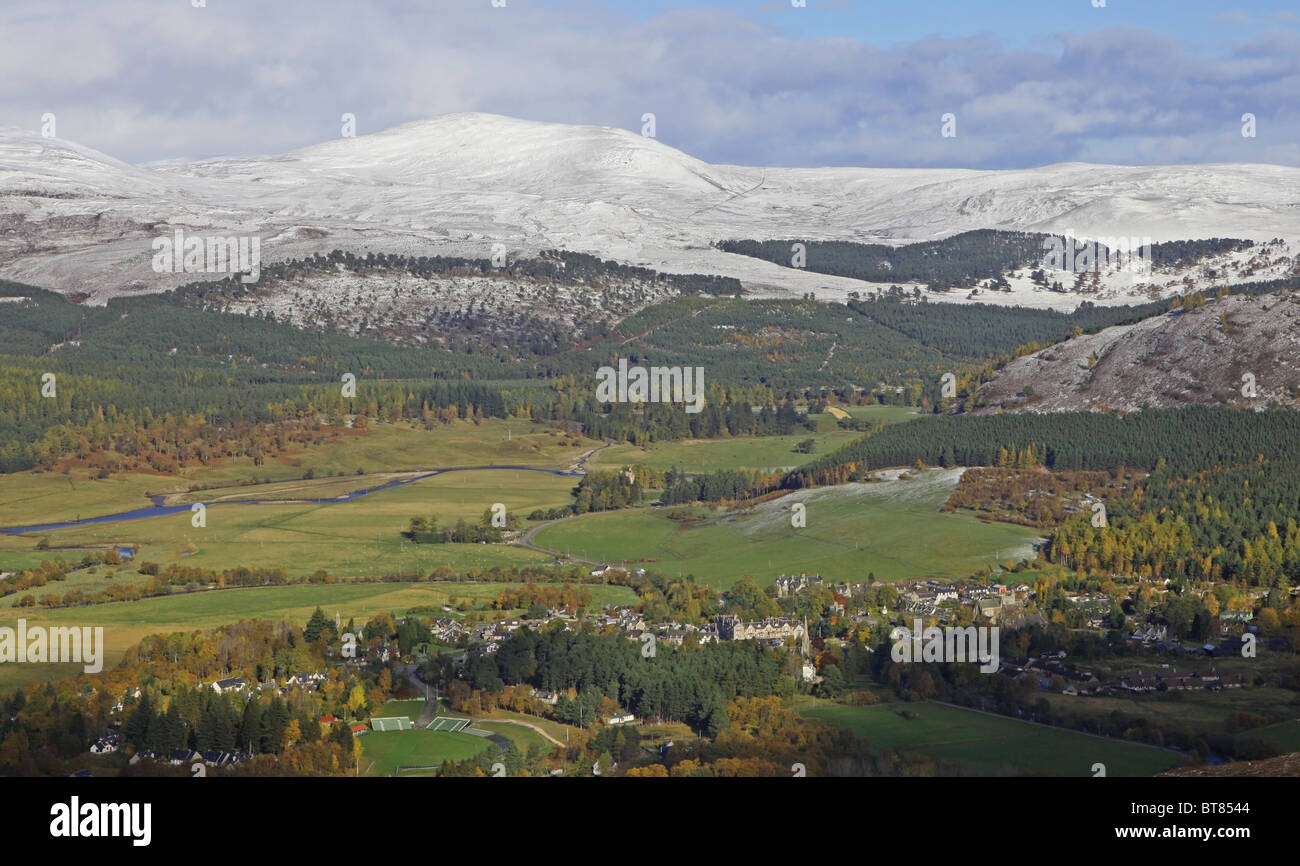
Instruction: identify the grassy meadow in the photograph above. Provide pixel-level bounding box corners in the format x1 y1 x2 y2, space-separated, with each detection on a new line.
587 406 920 475
801 700 1184 777
3 468 578 578
0 419 597 529
533 469 1042 586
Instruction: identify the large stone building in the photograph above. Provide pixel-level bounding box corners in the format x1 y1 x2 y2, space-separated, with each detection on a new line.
716 614 804 643
774 573 823 598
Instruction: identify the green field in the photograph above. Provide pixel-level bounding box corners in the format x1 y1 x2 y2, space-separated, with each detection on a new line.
588 407 919 475
802 700 1185 777
363 729 493 775
472 721 556 755
533 469 1041 586
1242 719 1300 753
1041 685 1300 740
478 709 578 744
0 419 597 529
378 700 428 725
0 580 637 692
5 468 576 578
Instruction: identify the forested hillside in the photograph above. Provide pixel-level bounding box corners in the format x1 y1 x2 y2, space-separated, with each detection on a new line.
720 231 1256 291
787 406 1300 482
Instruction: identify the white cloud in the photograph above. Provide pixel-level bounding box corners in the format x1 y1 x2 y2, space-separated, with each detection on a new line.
0 0 1296 168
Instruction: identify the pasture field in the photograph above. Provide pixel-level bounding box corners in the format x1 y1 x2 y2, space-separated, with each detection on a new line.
0 533 125 572
0 580 637 692
587 407 918 475
0 555 144 594
6 469 576 578
363 729 493 775
533 469 1042 586
801 700 1184 777
0 419 597 529
1241 719 1300 753
1040 685 1300 739
0 472 162 531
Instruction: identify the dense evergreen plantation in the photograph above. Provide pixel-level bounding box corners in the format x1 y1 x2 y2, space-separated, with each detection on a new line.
719 230 1050 287
719 231 1256 291
786 406 1300 483
463 627 783 735
845 296 1171 360
660 468 770 505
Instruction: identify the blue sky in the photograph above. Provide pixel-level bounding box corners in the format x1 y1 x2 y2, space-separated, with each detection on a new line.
1 0 1296 169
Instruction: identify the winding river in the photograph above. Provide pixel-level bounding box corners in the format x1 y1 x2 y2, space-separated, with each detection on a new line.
0 465 582 536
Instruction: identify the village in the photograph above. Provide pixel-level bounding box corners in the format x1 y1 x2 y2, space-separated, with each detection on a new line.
426 567 1277 704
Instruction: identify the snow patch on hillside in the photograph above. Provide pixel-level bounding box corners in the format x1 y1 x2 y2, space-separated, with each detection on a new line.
2 113 1299 310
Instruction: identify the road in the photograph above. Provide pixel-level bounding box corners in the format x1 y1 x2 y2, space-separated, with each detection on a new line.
401 664 564 751
514 512 603 565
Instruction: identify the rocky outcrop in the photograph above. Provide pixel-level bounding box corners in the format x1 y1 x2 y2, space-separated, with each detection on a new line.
971 292 1300 414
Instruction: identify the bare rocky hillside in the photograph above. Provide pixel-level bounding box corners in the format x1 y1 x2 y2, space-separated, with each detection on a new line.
971 291 1300 413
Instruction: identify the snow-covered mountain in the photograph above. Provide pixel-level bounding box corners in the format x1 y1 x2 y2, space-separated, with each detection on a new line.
2 112 1298 305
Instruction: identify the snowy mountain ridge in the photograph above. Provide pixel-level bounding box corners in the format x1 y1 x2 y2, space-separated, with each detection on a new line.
2 112 1298 307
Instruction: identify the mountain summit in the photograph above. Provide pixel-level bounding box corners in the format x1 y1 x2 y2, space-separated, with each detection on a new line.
2 112 1299 302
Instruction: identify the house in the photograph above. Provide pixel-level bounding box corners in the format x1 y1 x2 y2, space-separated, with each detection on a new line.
211 677 247 694
606 713 636 726
659 628 689 647
775 573 823 598
90 732 120 754
1129 623 1167 643
289 672 325 689
716 615 804 642
202 750 245 767
431 617 465 642
169 749 198 766
531 689 560 706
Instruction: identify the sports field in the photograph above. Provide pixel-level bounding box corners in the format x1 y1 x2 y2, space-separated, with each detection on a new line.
362 729 493 776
